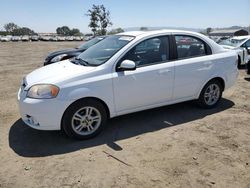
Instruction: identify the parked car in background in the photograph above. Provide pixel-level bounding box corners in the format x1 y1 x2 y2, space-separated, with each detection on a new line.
74 36 82 41
50 36 58 42
40 36 51 41
31 35 39 41
66 36 74 41
219 35 250 67
57 36 66 41
18 30 238 139
44 36 106 65
11 36 21 42
21 35 30 41
84 35 94 41
1 35 11 42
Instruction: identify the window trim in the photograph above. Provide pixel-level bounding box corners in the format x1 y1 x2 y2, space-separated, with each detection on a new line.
115 35 173 71
173 34 212 60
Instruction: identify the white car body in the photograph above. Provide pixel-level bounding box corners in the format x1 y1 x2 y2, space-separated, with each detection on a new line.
18 30 238 131
220 35 250 65
1 35 12 42
11 36 21 41
21 35 30 42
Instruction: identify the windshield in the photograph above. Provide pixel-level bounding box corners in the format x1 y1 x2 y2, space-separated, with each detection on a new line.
77 37 104 50
78 35 134 66
219 38 246 47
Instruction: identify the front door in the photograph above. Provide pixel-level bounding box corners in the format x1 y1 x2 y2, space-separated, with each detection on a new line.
112 36 175 113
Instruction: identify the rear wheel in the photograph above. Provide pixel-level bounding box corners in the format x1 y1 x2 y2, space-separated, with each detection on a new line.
197 80 223 108
62 99 108 139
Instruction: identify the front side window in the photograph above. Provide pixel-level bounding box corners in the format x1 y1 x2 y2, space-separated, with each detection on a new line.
243 39 250 48
175 35 206 59
77 35 134 66
121 36 170 67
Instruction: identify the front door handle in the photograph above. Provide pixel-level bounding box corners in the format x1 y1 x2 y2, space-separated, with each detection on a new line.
158 69 171 75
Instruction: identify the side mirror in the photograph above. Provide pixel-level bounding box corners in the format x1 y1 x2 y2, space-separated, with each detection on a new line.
117 60 136 71
247 47 250 54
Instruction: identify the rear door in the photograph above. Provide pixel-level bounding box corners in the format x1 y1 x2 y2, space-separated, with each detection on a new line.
173 35 213 100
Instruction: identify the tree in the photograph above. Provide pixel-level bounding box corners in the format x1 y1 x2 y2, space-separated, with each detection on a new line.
56 26 71 36
4 22 19 33
140 27 148 31
86 4 112 36
12 27 36 36
206 27 212 34
70 28 81 36
86 5 99 36
56 26 81 36
98 5 112 35
108 28 124 35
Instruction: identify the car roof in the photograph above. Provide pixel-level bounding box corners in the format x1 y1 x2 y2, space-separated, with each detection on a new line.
118 29 202 37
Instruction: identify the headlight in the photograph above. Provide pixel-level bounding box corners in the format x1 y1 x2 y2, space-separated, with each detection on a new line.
51 54 67 62
27 84 59 99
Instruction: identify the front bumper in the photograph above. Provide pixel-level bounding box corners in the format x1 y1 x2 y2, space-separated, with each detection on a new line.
18 88 72 130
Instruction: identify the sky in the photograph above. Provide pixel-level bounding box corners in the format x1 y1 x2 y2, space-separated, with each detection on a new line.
0 0 249 33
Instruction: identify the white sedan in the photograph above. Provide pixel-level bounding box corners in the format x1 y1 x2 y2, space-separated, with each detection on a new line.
219 35 250 67
18 30 238 139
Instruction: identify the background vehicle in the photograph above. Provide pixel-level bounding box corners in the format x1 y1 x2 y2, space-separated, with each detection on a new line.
44 36 106 65
219 35 250 67
57 36 66 41
65 36 74 41
11 36 21 42
40 36 51 41
31 35 39 41
50 36 58 41
21 35 30 41
1 35 11 42
18 30 238 139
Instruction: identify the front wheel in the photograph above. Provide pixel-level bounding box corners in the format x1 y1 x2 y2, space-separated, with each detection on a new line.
62 99 108 139
197 80 223 109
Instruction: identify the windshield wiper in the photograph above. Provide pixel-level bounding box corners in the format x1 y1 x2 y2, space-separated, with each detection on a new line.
73 57 91 66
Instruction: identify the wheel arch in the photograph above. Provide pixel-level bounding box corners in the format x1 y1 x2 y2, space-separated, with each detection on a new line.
197 77 225 98
60 97 111 130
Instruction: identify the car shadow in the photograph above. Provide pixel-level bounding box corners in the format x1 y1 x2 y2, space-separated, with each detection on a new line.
9 98 234 157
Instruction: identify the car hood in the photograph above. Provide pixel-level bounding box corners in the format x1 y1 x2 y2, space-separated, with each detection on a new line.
47 48 83 58
25 60 96 87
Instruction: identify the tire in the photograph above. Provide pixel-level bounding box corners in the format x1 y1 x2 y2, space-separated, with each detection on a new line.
62 99 108 140
197 80 223 109
247 61 250 75
237 56 241 69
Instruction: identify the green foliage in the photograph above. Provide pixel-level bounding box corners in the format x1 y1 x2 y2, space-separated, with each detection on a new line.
70 28 81 36
4 23 18 33
56 26 81 36
108 28 124 35
56 26 71 36
86 4 112 36
3 22 36 35
206 27 212 34
12 27 36 36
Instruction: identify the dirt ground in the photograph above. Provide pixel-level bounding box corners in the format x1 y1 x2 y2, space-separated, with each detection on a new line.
0 42 249 188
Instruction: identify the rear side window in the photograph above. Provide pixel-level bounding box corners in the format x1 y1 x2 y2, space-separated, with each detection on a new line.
175 35 209 59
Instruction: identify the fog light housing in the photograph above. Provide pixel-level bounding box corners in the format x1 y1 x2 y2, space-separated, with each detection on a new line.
26 115 40 126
